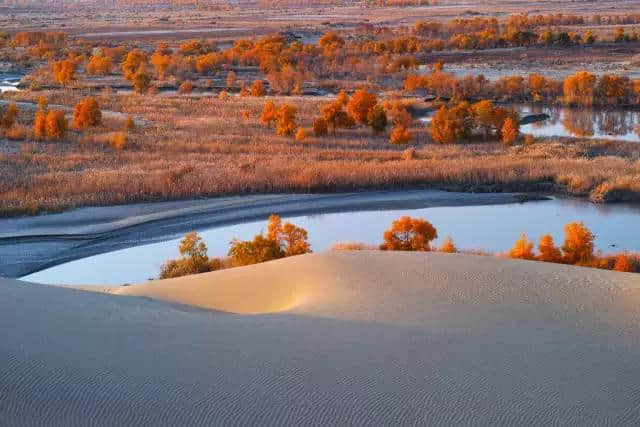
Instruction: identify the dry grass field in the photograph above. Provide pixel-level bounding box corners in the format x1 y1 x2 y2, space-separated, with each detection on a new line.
2 0 640 215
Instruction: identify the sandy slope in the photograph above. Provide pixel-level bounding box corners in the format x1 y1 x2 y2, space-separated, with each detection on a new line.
2 252 640 425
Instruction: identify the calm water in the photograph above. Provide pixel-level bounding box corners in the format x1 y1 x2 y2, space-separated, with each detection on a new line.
519 105 640 142
0 72 22 92
23 197 640 285
421 105 640 142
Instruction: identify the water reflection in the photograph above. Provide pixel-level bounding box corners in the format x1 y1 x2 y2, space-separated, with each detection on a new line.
23 197 640 285
519 105 640 142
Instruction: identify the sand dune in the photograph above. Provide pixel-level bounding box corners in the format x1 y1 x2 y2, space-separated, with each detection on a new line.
3 252 640 425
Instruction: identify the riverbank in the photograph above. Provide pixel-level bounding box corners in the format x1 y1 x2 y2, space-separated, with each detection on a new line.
3 251 640 424
0 190 538 278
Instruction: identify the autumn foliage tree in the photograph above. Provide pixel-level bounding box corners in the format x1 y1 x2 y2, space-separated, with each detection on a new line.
86 54 113 75
322 100 353 134
33 110 47 140
346 89 377 125
122 49 148 80
537 234 562 263
44 110 67 140
133 71 151 94
1 103 18 129
431 103 472 144
563 71 596 106
51 59 75 85
260 100 277 126
151 52 171 80
508 232 535 260
562 221 594 265
73 98 102 129
613 254 635 272
228 215 311 267
368 105 388 133
390 124 411 144
160 232 222 279
275 104 297 136
380 216 438 251
501 117 518 145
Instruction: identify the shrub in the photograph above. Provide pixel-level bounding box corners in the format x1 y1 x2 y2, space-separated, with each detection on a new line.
613 253 635 272
440 236 457 253
159 232 222 279
228 214 311 267
73 98 102 129
390 125 411 144
403 147 415 160
381 216 437 251
108 132 127 150
260 100 277 126
508 232 535 260
6 124 27 140
228 235 283 267
1 103 18 128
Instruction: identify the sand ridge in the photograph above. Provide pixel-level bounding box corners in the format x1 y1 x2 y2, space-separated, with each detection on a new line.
3 252 640 425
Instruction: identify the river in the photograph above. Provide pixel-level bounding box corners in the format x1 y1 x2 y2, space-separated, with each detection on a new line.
22 195 640 285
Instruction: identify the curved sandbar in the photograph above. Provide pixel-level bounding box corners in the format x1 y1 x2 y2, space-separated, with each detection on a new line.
2 251 640 425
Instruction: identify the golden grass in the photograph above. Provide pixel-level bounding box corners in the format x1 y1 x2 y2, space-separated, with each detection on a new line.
2 91 640 216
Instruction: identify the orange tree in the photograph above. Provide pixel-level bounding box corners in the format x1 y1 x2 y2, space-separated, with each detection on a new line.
73 97 102 129
51 59 76 85
562 221 594 264
508 232 535 260
380 216 438 251
346 89 377 125
275 104 297 136
45 110 67 140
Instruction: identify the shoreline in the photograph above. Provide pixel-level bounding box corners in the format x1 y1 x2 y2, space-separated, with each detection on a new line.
0 189 544 278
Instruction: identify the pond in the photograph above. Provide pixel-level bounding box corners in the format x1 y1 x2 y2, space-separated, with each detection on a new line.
421 105 640 142
0 72 22 93
23 197 640 286
518 105 640 142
